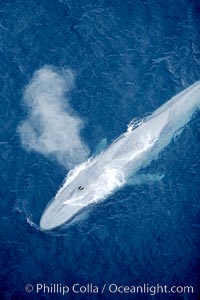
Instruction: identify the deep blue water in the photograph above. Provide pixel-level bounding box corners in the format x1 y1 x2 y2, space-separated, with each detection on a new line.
0 0 200 299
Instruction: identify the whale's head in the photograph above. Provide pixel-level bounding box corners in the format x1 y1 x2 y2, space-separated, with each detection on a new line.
40 160 126 230
40 181 94 230
39 160 99 230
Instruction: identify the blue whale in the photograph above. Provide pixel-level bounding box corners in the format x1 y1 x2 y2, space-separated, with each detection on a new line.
40 81 200 230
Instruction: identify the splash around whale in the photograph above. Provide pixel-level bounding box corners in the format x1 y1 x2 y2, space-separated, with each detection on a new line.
40 82 200 230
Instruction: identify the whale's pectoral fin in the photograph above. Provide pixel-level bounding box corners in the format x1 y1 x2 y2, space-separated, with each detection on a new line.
93 138 108 156
127 173 164 186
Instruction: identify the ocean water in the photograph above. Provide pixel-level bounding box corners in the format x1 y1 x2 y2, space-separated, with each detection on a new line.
0 0 200 299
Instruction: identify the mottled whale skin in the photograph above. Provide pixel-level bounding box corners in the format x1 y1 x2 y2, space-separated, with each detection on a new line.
40 81 200 230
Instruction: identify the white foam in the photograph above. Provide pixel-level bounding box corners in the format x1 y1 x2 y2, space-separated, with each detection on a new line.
127 117 146 132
